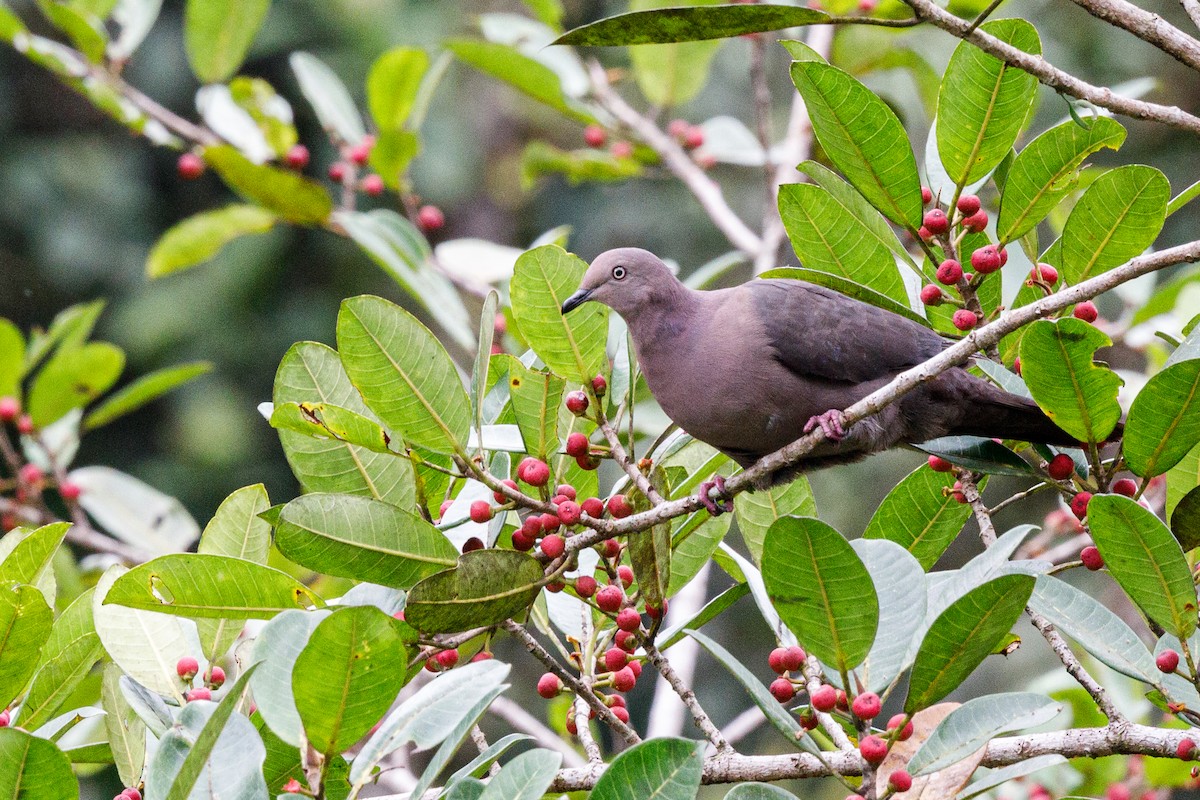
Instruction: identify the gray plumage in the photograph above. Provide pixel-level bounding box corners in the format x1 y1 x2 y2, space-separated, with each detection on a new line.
561 247 1077 492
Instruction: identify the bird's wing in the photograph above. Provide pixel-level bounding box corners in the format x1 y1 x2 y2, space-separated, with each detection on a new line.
748 279 949 384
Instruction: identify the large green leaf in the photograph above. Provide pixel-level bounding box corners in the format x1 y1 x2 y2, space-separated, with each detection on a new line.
101 664 146 788
27 341 124 427
103 554 322 619
1088 494 1198 641
445 39 595 123
289 51 367 144
555 3 825 44
273 342 416 509
203 145 332 225
936 19 1041 186
996 118 1126 243
789 59 922 228
405 550 544 634
0 728 77 800
337 294 471 456
0 582 53 709
14 587 100 732
276 493 457 589
146 205 277 278
905 574 1034 713
476 749 561 800
503 356 564 460
1019 318 1122 443
0 318 24 400
863 464 973 570
510 245 608 384
627 0 721 107
762 516 877 672
1124 360 1200 477
0 521 66 587
293 606 409 756
908 693 1061 775
182 0 268 83
758 267 929 327
733 477 815 564
83 361 211 430
778 183 908 302
1060 164 1170 285
590 737 705 800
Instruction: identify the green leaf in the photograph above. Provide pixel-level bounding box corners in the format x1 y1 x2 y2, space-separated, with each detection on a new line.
0 728 78 800
627 0 722 107
1125 359 1200 477
789 60 922 228
762 516 878 672
293 606 409 757
28 342 124 427
555 3 825 44
228 76 298 156
24 299 104 372
758 268 930 328
367 46 428 132
101 664 146 788
15 588 101 732
0 521 66 587
905 574 1034 713
405 549 544 634
1173 487 1200 552
1167 443 1200 520
289 51 367 144
405 686 509 800
1021 318 1123 443
863 464 973 570
520 141 642 187
183 0 268 83
912 437 1036 478
996 117 1126 243
202 145 332 225
733 478 815 564
908 692 1062 775
1027 575 1157 682
83 361 211 430
1060 164 1170 285
270 401 393 454
0 583 53 709
38 1 106 62
368 129 421 189
273 341 416 509
476 748 561 800
103 553 322 619
338 295 471 456
590 737 705 800
510 245 609 384
248 609 328 748
146 205 277 278
777 183 908 302
0 3 27 43
0 318 24 400
957 756 1068 800
1088 494 1198 640
445 40 595 123
936 19 1041 186
503 356 564 460
276 493 457 589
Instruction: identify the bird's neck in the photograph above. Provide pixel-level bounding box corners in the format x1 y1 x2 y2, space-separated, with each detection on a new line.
625 283 701 351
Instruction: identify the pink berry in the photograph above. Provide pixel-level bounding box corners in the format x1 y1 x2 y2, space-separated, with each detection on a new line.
576 453 601 470
177 656 199 680
970 245 1002 274
1080 545 1104 571
1178 737 1196 760
517 457 550 487
596 585 624 613
1112 478 1137 497
611 705 630 723
917 226 933 242
575 575 597 598
1074 301 1099 323
888 769 913 792
471 651 493 662
601 539 621 559
616 607 641 631
282 779 303 793
768 647 789 674
683 126 704 150
952 309 978 331
186 688 212 702
122 789 142 800
923 208 949 235
919 284 944 306
417 205 445 232
951 481 967 503
541 533 565 559
584 125 607 148
851 691 881 720
610 141 634 159
555 484 577 501
646 600 667 619
667 119 691 138
348 140 372 165
0 710 9 728
1107 785 1131 800
1048 453 1074 481
557 501 582 526
770 677 795 703
537 672 562 698
208 665 226 688
1158 649 1180 674
565 390 589 416
921 186 933 205
781 646 805 671
936 259 963 285
627 660 642 678
887 713 914 740
956 195 981 215
1071 491 1093 520
565 432 589 458
612 666 637 692
604 647 628 672
998 247 1008 266
512 529 535 551
494 478 518 504
607 495 633 518
0 397 18 421
617 565 634 587
615 629 637 652
18 464 42 485
1013 356 1022 375
592 375 607 396
436 648 460 668
540 512 561 532
565 708 578 735
1031 263 1058 284
469 500 493 524
859 734 888 764
328 161 348 182
928 455 953 472
177 152 204 179
962 209 989 232
811 684 837 713
581 497 604 518
362 174 385 196
285 144 310 170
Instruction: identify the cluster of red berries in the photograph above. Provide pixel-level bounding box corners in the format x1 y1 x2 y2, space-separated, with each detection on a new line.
917 192 1006 332
1 397 83 531
176 656 225 702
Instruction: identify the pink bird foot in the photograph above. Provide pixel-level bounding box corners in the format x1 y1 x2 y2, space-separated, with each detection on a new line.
804 409 847 441
697 474 734 516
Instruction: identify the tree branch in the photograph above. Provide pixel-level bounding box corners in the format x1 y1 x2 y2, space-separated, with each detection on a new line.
1066 0 1200 72
1183 0 1200 31
642 637 731 753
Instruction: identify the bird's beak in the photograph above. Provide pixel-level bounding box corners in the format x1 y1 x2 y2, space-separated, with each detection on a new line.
561 288 593 315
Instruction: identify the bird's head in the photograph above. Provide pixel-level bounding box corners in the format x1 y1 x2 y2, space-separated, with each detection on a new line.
561 248 680 318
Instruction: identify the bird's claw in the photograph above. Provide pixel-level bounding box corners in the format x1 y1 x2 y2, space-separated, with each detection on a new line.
803 409 847 441
697 474 734 516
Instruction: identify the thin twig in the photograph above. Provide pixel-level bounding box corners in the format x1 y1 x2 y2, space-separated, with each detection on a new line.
642 637 731 753
595 406 662 504
801 657 854 752
646 562 710 739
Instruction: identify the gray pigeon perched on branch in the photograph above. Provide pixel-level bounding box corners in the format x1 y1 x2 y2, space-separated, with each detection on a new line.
561 247 1079 514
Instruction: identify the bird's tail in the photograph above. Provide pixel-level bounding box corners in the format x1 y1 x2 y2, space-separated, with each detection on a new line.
952 383 1122 447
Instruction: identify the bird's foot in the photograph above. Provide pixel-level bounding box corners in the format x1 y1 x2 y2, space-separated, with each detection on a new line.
803 409 847 441
697 474 734 516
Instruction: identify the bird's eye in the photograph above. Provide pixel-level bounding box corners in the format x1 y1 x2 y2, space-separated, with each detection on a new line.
612 266 627 280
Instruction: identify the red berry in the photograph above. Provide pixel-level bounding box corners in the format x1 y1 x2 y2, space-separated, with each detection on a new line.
611 141 634 159
919 284 944 306
811 684 837 712
607 495 633 518
1048 453 1074 481
667 119 691 138
781 646 805 671
285 144 310 169
970 245 1002 274
1013 356 1022 375
555 484 577 501
186 688 212 702
521 515 543 538
1107 785 1131 800
0 397 17 421
592 375 607 396
604 647 628 672
936 259 963 285
683 127 705 149
177 656 199 680
575 575 597 598
951 481 967 503
565 708 578 735
962 209 989 232
615 629 637 652
770 677 795 703
537 672 562 698
923 208 949 235
362 174 385 196
887 713 914 740
18 464 42 485
541 533 565 559
956 195 981 215
576 453 601 470
540 513 561 532
859 734 888 764
348 140 372 165
282 779 303 793
1080 545 1104 571
177 152 204 179
462 536 484 553
557 501 582 526
417 205 445 231
469 500 493 524
616 607 641 632
121 789 142 800
952 309 978 331
328 161 348 181
1073 301 1099 323
612 666 637 692
857 0 877 11
611 705 630 723
1071 491 1093 520
1158 649 1180 673
601 538 621 559
512 529 536 551
921 186 933 205
1031 263 1058 284
0 710 9 728
584 125 607 148
928 455 953 472
646 600 667 619
436 648 460 668
617 565 634 587
627 660 642 678
1178 737 1196 760
494 478 518 503
596 585 624 613
1112 478 1137 497
769 647 789 675
471 650 493 662
917 226 933 242
517 457 550 487
998 247 1008 266
565 432 589 457
565 390 589 416
438 499 454 520
888 769 913 792
851 691 881 720
581 497 604 518
208 665 226 688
